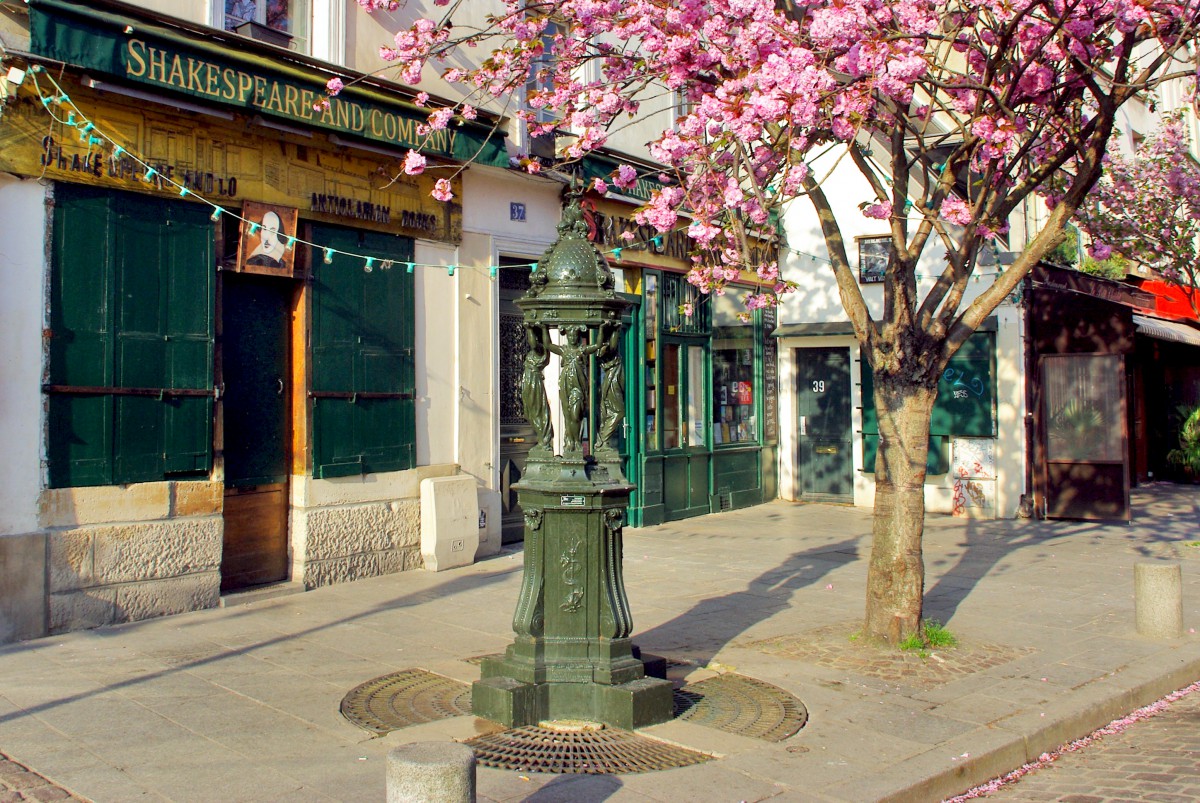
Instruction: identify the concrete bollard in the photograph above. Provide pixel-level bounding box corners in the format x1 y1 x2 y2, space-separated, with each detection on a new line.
386 742 476 803
1134 562 1184 639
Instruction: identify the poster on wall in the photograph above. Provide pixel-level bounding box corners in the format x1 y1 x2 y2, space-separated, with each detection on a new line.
951 437 996 517
237 202 299 277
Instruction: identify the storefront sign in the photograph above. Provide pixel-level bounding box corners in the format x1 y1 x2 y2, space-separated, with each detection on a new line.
0 81 462 242
29 0 508 166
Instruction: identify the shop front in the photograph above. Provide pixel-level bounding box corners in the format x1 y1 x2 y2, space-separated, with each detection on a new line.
0 0 507 638
582 199 780 525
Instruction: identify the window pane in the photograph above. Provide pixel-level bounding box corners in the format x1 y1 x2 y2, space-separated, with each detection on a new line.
1045 354 1123 462
686 345 707 447
712 291 756 445
226 0 256 27
644 274 659 449
662 342 680 449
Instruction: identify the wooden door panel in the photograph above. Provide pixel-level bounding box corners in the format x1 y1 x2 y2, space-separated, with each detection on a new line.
221 484 288 591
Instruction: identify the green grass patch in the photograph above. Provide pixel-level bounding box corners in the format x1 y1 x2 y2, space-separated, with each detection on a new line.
898 619 958 654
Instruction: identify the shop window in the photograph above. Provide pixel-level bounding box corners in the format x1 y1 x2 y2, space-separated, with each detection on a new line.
1044 354 1123 463
660 272 710 334
310 224 415 478
644 273 659 449
712 291 757 445
858 235 889 284
860 331 996 473
224 0 310 51
47 186 214 488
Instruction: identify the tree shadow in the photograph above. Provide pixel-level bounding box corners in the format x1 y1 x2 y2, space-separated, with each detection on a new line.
633 534 864 666
922 483 1199 624
0 559 521 727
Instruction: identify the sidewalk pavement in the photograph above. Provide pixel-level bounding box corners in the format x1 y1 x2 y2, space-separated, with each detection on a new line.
1 485 1198 803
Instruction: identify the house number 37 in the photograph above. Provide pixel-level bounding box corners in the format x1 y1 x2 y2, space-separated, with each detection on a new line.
812 380 826 392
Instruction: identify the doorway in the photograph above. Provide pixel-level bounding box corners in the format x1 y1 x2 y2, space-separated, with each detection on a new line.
498 261 534 544
220 272 292 591
796 347 853 501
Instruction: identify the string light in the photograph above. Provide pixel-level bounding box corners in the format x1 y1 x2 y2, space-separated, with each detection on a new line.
25 69 706 283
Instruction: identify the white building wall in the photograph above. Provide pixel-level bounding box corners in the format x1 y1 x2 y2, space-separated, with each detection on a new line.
0 176 46 537
778 146 1029 518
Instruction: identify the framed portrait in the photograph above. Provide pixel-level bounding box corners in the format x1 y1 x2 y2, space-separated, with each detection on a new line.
237 202 298 277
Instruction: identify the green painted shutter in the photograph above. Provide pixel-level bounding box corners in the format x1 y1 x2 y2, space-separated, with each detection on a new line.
48 186 115 487
859 331 994 473
311 225 415 478
161 200 215 475
48 186 213 487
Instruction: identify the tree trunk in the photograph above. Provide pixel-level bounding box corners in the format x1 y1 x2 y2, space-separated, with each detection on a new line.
863 375 937 644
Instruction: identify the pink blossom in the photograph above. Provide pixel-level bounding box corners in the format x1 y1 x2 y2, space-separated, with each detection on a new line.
939 197 973 226
326 77 344 95
313 98 330 113
431 178 453 202
402 150 426 175
615 164 638 189
414 92 429 107
592 178 608 194
863 201 892 220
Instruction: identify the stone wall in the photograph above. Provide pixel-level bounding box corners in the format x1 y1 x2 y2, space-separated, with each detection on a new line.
38 481 223 635
290 464 462 589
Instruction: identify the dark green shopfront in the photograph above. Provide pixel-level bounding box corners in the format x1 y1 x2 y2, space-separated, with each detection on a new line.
618 267 780 526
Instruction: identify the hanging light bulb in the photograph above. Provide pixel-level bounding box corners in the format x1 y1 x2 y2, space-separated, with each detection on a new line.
248 222 261 236
323 248 335 264
489 265 498 278
210 206 224 221
406 262 414 273
178 187 190 198
364 257 375 273
447 265 456 276
144 167 157 182
285 236 296 250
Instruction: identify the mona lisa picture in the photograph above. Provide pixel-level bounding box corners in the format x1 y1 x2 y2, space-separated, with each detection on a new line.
237 202 298 277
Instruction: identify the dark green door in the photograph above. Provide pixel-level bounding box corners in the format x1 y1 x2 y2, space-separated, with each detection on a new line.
221 272 291 591
616 293 641 524
662 337 711 520
797 347 853 501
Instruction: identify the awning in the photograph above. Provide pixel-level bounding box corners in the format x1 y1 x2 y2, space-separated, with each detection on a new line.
28 0 509 166
1132 313 1200 347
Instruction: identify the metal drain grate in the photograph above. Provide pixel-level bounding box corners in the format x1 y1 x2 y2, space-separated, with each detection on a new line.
465 724 712 774
673 674 807 741
340 669 471 734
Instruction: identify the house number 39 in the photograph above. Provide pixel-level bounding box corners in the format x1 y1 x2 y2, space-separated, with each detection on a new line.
812 380 826 392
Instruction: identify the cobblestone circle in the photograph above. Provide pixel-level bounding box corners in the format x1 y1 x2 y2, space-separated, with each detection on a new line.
0 753 81 803
976 685 1200 801
745 621 1036 689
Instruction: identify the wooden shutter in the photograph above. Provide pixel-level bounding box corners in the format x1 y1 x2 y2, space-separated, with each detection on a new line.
48 185 115 487
47 186 213 487
311 225 415 478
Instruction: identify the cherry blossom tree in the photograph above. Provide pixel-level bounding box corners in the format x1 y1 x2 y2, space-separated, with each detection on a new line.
1071 113 1200 303
341 0 1200 644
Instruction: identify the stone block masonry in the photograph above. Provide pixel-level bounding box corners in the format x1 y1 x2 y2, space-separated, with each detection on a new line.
39 481 223 636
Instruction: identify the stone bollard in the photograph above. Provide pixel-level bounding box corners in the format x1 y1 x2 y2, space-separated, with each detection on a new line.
1134 562 1184 639
386 742 476 803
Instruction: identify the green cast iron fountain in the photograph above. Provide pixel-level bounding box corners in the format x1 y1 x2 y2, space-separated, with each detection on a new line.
472 192 674 730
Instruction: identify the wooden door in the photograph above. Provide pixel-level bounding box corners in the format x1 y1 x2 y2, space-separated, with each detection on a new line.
220 272 291 591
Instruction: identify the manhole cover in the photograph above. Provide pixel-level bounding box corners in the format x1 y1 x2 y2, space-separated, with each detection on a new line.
340 669 471 734
673 674 807 741
464 724 711 773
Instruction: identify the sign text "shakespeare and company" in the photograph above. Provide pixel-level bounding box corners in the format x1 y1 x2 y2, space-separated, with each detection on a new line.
123 39 456 154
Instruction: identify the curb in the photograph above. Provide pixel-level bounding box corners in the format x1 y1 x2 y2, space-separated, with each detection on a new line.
867 649 1200 802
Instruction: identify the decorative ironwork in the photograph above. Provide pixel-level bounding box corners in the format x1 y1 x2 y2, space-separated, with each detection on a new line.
500 311 529 425
672 674 808 742
340 669 471 735
464 724 712 774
